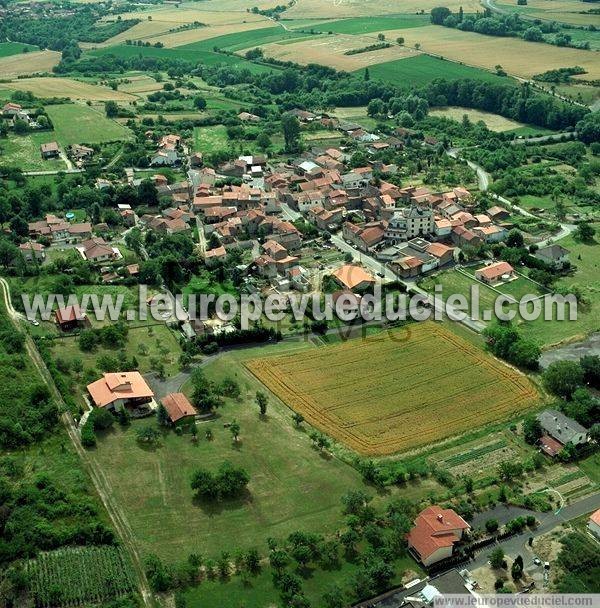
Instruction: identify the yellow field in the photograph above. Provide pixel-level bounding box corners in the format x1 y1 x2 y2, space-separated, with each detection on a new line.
0 78 136 101
0 51 61 77
246 322 539 456
285 0 481 18
503 0 600 26
259 34 416 70
117 75 164 94
429 107 526 131
381 25 600 79
103 7 267 26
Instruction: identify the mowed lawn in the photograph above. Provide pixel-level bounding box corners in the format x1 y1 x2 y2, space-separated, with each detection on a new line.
363 54 509 87
45 104 133 145
247 322 539 456
89 343 367 563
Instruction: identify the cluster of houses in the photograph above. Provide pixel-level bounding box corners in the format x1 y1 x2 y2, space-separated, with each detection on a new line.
149 133 183 167
2 102 42 130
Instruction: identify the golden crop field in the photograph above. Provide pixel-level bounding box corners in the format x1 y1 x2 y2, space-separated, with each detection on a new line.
285 0 482 18
429 107 526 131
382 25 600 79
0 51 61 77
259 34 415 71
246 322 538 456
0 78 136 101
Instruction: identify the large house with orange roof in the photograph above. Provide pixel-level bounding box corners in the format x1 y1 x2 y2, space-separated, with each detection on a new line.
87 372 154 411
407 506 470 566
331 264 375 293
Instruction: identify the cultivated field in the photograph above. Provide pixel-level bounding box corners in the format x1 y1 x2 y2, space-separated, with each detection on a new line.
429 107 527 132
284 0 482 18
246 322 539 456
0 50 60 77
496 0 600 26
26 546 136 608
117 75 164 94
0 77 135 101
45 104 133 145
259 34 415 71
380 25 600 79
363 54 509 86
149 21 274 48
304 15 429 34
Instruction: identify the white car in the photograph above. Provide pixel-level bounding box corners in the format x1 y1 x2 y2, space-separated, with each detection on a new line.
28 317 39 326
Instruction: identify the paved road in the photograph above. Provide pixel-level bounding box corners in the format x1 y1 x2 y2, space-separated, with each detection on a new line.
280 202 302 222
330 232 486 333
470 491 600 569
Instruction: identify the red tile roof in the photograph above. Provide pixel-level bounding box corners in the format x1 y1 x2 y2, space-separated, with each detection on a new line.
407 506 469 561
162 393 197 423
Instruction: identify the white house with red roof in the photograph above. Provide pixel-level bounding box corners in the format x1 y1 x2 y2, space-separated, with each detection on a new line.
407 506 470 566
588 509 600 539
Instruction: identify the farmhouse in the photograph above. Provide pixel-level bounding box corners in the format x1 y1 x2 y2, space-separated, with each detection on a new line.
474 261 515 285
486 205 510 222
162 393 198 425
331 264 375 293
78 237 119 264
87 372 154 411
3 102 22 116
537 409 588 456
588 510 600 539
534 244 570 269
55 305 86 331
407 506 470 567
40 141 60 159
19 241 45 262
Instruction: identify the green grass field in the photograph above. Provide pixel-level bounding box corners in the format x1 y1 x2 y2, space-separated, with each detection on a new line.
0 41 39 57
87 45 278 73
193 124 230 154
45 103 133 145
88 342 371 563
0 131 67 171
305 14 429 35
516 232 600 346
361 54 512 86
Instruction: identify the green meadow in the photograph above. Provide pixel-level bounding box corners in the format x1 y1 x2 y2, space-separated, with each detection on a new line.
362 54 514 86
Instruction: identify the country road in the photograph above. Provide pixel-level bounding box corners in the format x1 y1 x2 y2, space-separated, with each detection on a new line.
0 277 157 608
470 491 600 569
